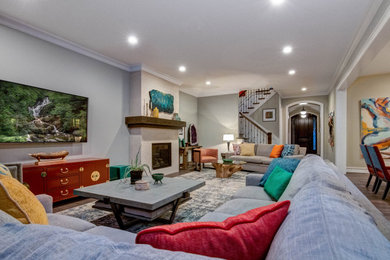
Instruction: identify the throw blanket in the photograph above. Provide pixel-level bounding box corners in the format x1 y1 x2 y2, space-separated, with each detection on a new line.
0 223 213 260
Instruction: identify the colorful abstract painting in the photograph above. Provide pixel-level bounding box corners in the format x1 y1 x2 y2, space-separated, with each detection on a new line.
360 97 390 152
149 89 174 114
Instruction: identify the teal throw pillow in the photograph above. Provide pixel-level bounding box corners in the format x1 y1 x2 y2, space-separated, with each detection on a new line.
264 166 293 201
259 158 300 186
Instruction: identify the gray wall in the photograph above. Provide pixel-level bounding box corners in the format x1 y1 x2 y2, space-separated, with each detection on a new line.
0 25 131 165
179 91 198 142
251 93 280 138
197 94 238 156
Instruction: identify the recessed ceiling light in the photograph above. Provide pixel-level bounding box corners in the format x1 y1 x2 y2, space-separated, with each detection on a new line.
301 87 307 91
299 102 308 105
282 45 292 54
178 66 186 72
270 0 285 6
206 81 211 85
127 35 138 45
288 70 296 75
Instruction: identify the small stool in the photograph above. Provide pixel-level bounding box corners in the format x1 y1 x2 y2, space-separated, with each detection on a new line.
109 165 129 181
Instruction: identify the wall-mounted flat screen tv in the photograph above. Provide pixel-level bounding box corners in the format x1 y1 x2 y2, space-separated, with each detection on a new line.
0 79 88 143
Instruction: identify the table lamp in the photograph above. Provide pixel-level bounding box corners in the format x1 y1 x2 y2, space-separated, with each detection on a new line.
223 134 235 151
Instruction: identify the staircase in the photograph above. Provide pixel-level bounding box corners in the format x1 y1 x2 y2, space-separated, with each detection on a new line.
239 88 276 116
238 88 275 144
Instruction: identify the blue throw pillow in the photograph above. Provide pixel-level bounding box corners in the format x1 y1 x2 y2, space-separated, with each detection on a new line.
259 158 301 186
281 144 295 157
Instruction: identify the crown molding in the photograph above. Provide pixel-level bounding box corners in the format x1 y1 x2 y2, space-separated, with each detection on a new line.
329 0 390 92
0 13 183 86
129 64 183 86
0 13 131 71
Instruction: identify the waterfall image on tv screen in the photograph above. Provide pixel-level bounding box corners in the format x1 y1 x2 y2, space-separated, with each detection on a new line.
0 80 88 143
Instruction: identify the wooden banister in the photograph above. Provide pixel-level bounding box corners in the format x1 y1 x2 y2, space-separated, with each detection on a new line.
239 112 272 144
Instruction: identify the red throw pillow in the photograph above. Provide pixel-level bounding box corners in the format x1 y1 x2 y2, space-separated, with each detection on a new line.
136 200 290 260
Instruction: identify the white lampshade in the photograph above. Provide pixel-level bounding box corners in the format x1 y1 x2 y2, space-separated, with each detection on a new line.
223 134 234 142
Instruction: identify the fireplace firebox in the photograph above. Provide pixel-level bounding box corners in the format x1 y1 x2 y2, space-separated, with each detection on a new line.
152 143 172 170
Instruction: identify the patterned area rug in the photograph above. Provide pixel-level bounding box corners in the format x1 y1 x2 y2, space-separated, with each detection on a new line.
58 169 246 233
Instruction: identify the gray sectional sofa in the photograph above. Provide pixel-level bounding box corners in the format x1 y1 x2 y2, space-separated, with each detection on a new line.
230 143 306 173
1 155 390 259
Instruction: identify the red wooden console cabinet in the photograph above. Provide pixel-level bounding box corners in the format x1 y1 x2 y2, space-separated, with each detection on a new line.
23 158 109 202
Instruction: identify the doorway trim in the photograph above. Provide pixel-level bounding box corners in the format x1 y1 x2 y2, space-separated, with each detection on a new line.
285 100 324 158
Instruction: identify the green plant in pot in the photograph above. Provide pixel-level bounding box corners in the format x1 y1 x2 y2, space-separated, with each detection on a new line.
124 149 151 184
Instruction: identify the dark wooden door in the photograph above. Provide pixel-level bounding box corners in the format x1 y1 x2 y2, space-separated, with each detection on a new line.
291 114 317 154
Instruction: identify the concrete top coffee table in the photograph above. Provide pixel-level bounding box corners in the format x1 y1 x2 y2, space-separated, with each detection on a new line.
74 177 205 229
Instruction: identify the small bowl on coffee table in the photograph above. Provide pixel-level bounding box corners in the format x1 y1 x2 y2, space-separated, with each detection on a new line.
152 173 164 184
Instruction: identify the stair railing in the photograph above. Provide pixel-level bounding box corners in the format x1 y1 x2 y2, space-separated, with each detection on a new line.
239 112 272 144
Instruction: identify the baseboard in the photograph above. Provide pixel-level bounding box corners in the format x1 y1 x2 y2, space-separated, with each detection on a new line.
347 167 368 174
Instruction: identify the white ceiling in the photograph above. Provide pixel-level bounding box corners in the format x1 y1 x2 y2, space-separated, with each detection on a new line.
0 0 379 97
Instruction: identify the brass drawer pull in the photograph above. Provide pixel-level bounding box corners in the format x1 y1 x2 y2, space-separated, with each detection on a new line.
60 189 69 196
41 171 47 178
60 168 69 174
60 178 69 185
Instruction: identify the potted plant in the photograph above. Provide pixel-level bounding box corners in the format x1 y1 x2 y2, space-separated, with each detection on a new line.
124 149 151 184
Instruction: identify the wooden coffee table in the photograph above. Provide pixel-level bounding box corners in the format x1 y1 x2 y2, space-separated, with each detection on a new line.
74 177 205 229
212 161 245 178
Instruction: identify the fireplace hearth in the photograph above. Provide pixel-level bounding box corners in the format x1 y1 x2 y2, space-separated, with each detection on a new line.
152 143 172 170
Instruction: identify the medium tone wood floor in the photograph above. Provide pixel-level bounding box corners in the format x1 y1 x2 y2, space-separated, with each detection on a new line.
53 171 390 221
347 172 390 220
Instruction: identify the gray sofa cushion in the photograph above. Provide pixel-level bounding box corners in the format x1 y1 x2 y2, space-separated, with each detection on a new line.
246 174 264 186
85 226 137 244
198 212 234 222
278 154 339 201
324 160 390 241
233 186 274 201
0 223 213 259
0 210 21 225
47 213 95 232
256 144 275 157
266 182 390 260
230 155 272 164
214 199 274 216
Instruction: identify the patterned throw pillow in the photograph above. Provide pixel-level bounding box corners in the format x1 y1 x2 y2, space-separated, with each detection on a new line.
281 144 295 157
0 163 12 177
232 144 241 155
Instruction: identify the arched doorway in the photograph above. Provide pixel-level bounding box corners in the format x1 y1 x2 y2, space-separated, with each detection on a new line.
291 113 318 154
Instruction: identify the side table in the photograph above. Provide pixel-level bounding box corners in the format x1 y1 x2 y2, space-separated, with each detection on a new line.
221 152 234 160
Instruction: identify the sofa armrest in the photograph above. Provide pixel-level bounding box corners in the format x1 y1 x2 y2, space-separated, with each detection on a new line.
4 163 23 182
36 194 53 213
246 174 264 186
284 155 305 159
